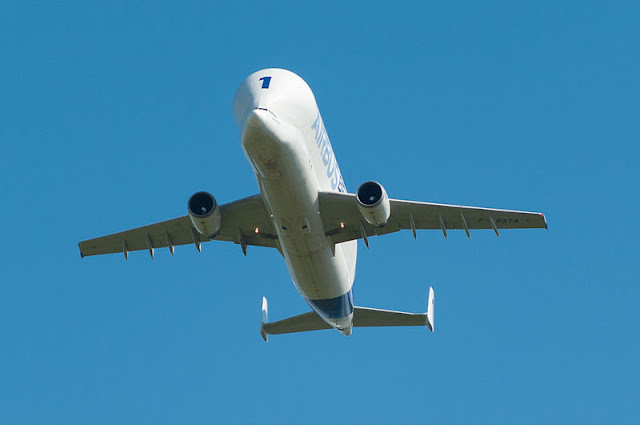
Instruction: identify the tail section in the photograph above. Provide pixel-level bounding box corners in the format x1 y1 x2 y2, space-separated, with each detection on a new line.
426 286 435 332
351 286 434 331
259 287 435 340
260 297 269 342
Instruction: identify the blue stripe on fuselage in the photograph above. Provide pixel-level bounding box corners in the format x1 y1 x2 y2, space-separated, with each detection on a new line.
307 290 353 319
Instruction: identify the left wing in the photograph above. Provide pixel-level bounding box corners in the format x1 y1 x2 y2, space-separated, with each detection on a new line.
79 194 279 258
319 191 547 245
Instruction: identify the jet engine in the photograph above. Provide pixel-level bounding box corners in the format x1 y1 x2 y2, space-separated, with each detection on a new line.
356 181 390 227
188 191 222 237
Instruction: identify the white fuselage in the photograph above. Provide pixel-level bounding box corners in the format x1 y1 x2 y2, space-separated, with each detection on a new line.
233 69 357 334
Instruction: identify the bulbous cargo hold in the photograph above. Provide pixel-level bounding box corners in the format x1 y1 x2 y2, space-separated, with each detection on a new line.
356 181 390 227
188 191 221 237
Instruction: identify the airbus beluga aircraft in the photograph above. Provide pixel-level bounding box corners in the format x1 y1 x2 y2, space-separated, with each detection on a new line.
79 68 547 340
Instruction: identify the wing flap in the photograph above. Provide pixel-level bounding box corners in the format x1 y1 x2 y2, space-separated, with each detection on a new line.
79 216 204 257
212 195 279 247
388 199 547 231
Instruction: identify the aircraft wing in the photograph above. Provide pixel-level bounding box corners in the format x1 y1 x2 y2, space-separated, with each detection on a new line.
318 192 547 245
78 194 279 258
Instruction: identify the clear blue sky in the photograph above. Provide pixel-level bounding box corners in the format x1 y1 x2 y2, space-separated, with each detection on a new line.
1 1 638 424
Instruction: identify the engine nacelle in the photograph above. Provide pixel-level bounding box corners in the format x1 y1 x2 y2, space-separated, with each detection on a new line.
188 191 222 237
356 181 390 227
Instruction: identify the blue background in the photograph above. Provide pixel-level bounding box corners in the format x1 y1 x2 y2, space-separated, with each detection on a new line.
2 1 638 423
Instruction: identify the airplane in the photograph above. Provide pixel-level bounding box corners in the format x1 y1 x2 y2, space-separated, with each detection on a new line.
79 68 547 341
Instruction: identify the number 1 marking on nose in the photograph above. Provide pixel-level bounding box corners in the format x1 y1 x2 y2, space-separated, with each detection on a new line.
259 76 271 89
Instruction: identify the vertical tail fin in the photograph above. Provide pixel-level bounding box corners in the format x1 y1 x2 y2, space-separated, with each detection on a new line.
260 297 269 342
426 287 435 332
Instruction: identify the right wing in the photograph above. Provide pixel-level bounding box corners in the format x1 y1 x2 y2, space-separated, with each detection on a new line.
78 194 279 258
319 191 547 244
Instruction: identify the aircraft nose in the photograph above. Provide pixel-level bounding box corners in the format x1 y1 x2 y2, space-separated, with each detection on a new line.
232 68 317 130
243 108 272 129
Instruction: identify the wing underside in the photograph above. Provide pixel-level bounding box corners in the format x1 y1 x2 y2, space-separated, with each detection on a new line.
78 194 279 258
318 191 547 245
80 191 546 258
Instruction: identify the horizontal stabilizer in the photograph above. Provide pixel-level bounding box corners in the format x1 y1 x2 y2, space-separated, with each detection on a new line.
261 311 332 340
352 307 428 328
260 287 434 340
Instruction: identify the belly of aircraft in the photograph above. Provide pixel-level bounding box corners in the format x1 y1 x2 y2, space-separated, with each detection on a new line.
241 108 354 325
